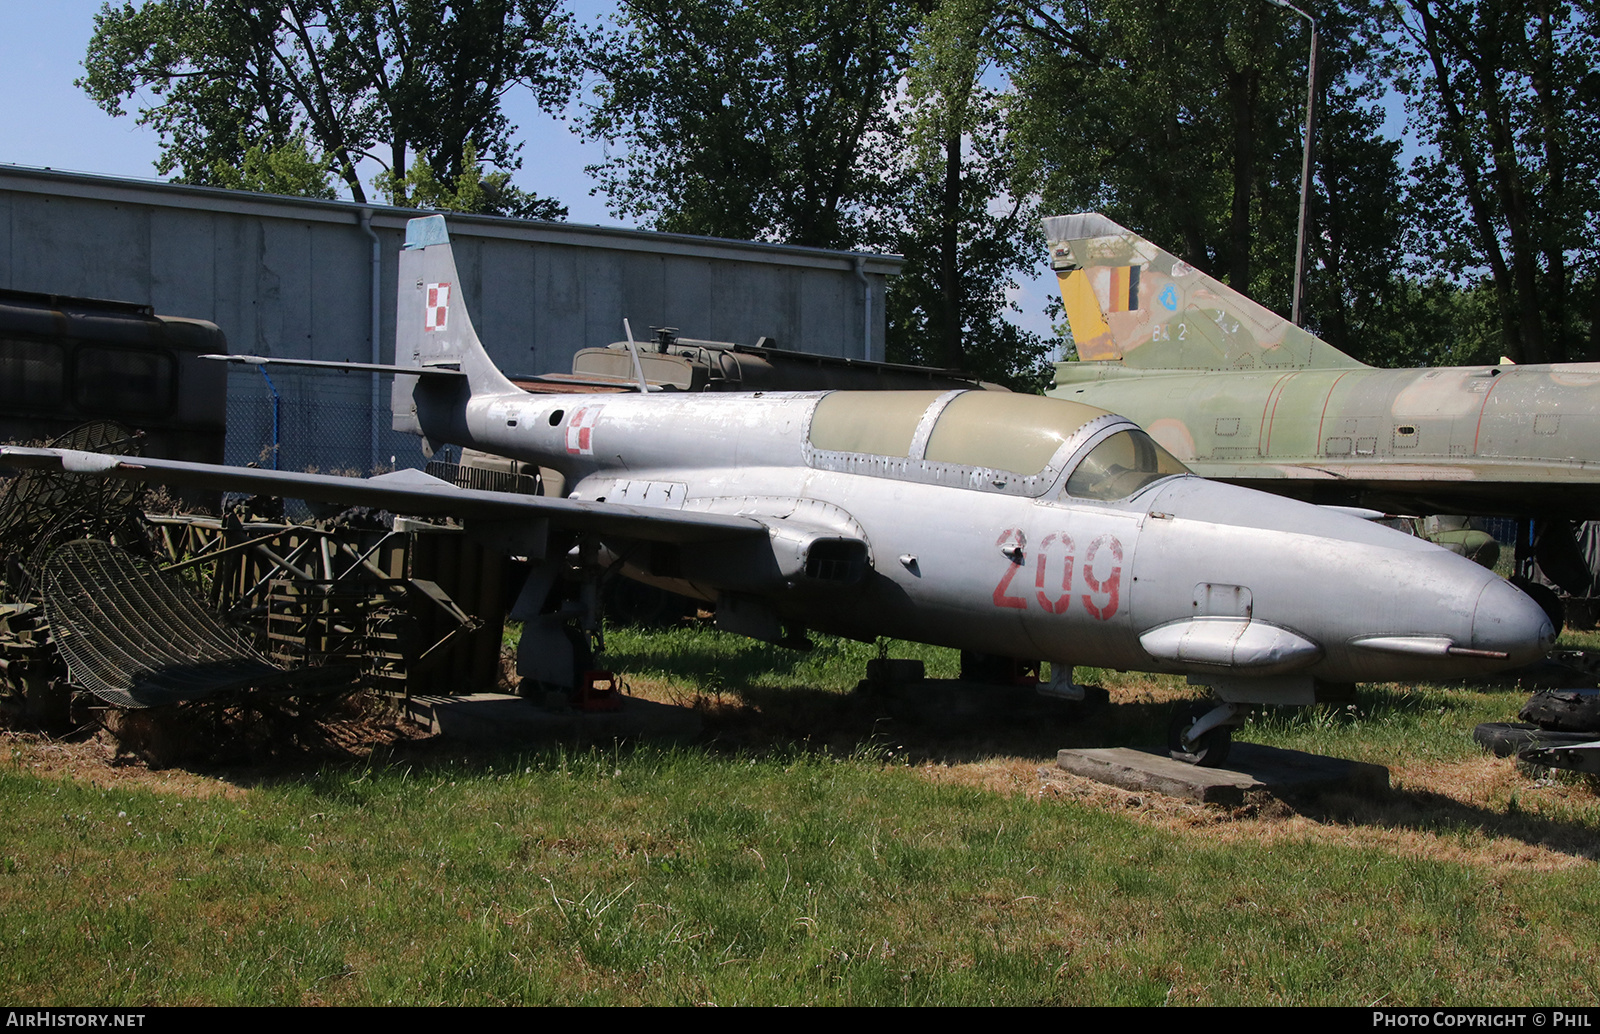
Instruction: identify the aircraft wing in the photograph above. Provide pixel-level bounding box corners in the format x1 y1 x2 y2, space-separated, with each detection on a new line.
1188 456 1600 519
0 447 765 545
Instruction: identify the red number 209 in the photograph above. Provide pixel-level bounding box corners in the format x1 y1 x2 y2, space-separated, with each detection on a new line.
992 528 1121 621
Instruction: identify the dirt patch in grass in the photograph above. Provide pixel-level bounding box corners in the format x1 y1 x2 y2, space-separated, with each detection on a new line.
549 675 1600 873
1 693 437 797
610 670 1595 871
2 730 247 799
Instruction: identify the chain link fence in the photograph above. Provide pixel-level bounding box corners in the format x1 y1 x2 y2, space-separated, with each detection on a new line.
226 394 430 476
226 393 436 520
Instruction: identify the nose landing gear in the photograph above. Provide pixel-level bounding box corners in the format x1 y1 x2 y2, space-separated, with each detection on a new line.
1168 700 1246 767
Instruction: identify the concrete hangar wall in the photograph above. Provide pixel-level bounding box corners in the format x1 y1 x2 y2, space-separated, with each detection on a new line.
0 165 901 474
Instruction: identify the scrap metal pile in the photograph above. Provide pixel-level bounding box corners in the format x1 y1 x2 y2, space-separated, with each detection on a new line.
0 422 505 734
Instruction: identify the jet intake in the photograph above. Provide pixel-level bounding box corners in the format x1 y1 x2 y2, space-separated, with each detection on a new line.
802 537 869 584
766 526 870 586
642 525 870 595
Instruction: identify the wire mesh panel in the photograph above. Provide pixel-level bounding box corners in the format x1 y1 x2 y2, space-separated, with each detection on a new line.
0 421 142 553
42 539 307 708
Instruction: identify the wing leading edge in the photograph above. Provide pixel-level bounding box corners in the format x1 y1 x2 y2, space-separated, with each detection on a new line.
0 447 764 545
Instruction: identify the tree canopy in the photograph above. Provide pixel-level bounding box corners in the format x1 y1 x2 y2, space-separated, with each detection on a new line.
884 0 1052 387
1385 0 1600 364
80 0 579 217
999 0 1598 366
79 0 1600 371
581 0 917 249
581 0 1054 388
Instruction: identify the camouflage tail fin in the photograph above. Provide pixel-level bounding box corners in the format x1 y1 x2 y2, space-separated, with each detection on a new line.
1042 213 1365 372
391 215 520 447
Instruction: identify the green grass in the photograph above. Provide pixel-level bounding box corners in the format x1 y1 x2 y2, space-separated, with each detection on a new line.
1 624 1598 1005
556 621 964 692
596 622 1573 768
2 742 1596 1005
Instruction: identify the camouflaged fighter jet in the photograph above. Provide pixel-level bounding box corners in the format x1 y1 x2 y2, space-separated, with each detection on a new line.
0 216 1556 764
1044 213 1600 521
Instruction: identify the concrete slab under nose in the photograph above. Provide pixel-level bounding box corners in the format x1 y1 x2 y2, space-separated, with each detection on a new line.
1047 742 1389 804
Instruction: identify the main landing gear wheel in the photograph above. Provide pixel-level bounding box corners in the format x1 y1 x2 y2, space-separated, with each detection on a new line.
1169 701 1233 767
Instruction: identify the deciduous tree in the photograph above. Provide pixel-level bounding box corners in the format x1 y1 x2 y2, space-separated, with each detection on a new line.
80 0 578 217
886 0 1053 388
1385 0 1600 363
581 0 916 249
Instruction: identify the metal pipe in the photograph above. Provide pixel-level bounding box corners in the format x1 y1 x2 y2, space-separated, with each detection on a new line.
1268 0 1318 327
257 365 281 470
358 209 382 472
853 255 872 360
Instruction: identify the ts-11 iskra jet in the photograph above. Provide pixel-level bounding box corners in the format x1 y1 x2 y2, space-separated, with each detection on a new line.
0 216 1555 765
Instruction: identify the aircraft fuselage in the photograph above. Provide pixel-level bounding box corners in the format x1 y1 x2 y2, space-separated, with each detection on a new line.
458 385 1552 697
1052 361 1600 518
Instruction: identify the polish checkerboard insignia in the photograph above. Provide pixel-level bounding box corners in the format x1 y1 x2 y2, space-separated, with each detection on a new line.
425 283 451 332
565 406 601 455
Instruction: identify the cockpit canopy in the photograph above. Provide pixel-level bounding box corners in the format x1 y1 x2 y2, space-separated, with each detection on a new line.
1063 427 1189 501
806 389 1188 500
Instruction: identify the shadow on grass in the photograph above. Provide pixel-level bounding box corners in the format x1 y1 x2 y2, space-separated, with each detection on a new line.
179 687 1600 865
118 626 1599 861
1282 781 1600 862
695 680 1173 764
602 637 834 693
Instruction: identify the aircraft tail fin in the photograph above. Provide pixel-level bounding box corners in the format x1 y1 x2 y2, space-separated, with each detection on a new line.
1042 213 1365 373
391 215 520 446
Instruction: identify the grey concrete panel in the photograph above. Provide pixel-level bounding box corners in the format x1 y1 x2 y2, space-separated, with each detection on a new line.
711 262 787 349
620 251 666 342
476 236 539 372
148 207 216 317
12 195 151 301
776 268 804 352
306 225 372 367
799 269 862 360
0 192 12 283
210 217 259 352
663 256 715 339
582 249 625 353
532 244 583 375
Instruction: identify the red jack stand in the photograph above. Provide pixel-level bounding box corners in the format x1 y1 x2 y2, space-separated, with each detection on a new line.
575 670 623 712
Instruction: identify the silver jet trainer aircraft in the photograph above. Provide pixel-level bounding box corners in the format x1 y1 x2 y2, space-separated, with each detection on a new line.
0 216 1556 765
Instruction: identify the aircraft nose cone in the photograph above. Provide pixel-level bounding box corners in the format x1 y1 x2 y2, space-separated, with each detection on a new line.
1472 577 1555 666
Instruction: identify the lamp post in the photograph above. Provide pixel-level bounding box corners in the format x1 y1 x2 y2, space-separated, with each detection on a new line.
1268 0 1318 327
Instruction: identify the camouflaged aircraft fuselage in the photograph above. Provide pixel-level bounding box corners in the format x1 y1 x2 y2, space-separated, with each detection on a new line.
1044 214 1600 520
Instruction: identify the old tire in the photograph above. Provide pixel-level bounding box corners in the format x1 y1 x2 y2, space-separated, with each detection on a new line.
1518 689 1600 732
1473 722 1599 758
1169 702 1232 768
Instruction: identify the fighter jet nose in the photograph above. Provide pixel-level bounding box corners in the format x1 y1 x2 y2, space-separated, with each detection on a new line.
1472 577 1556 665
